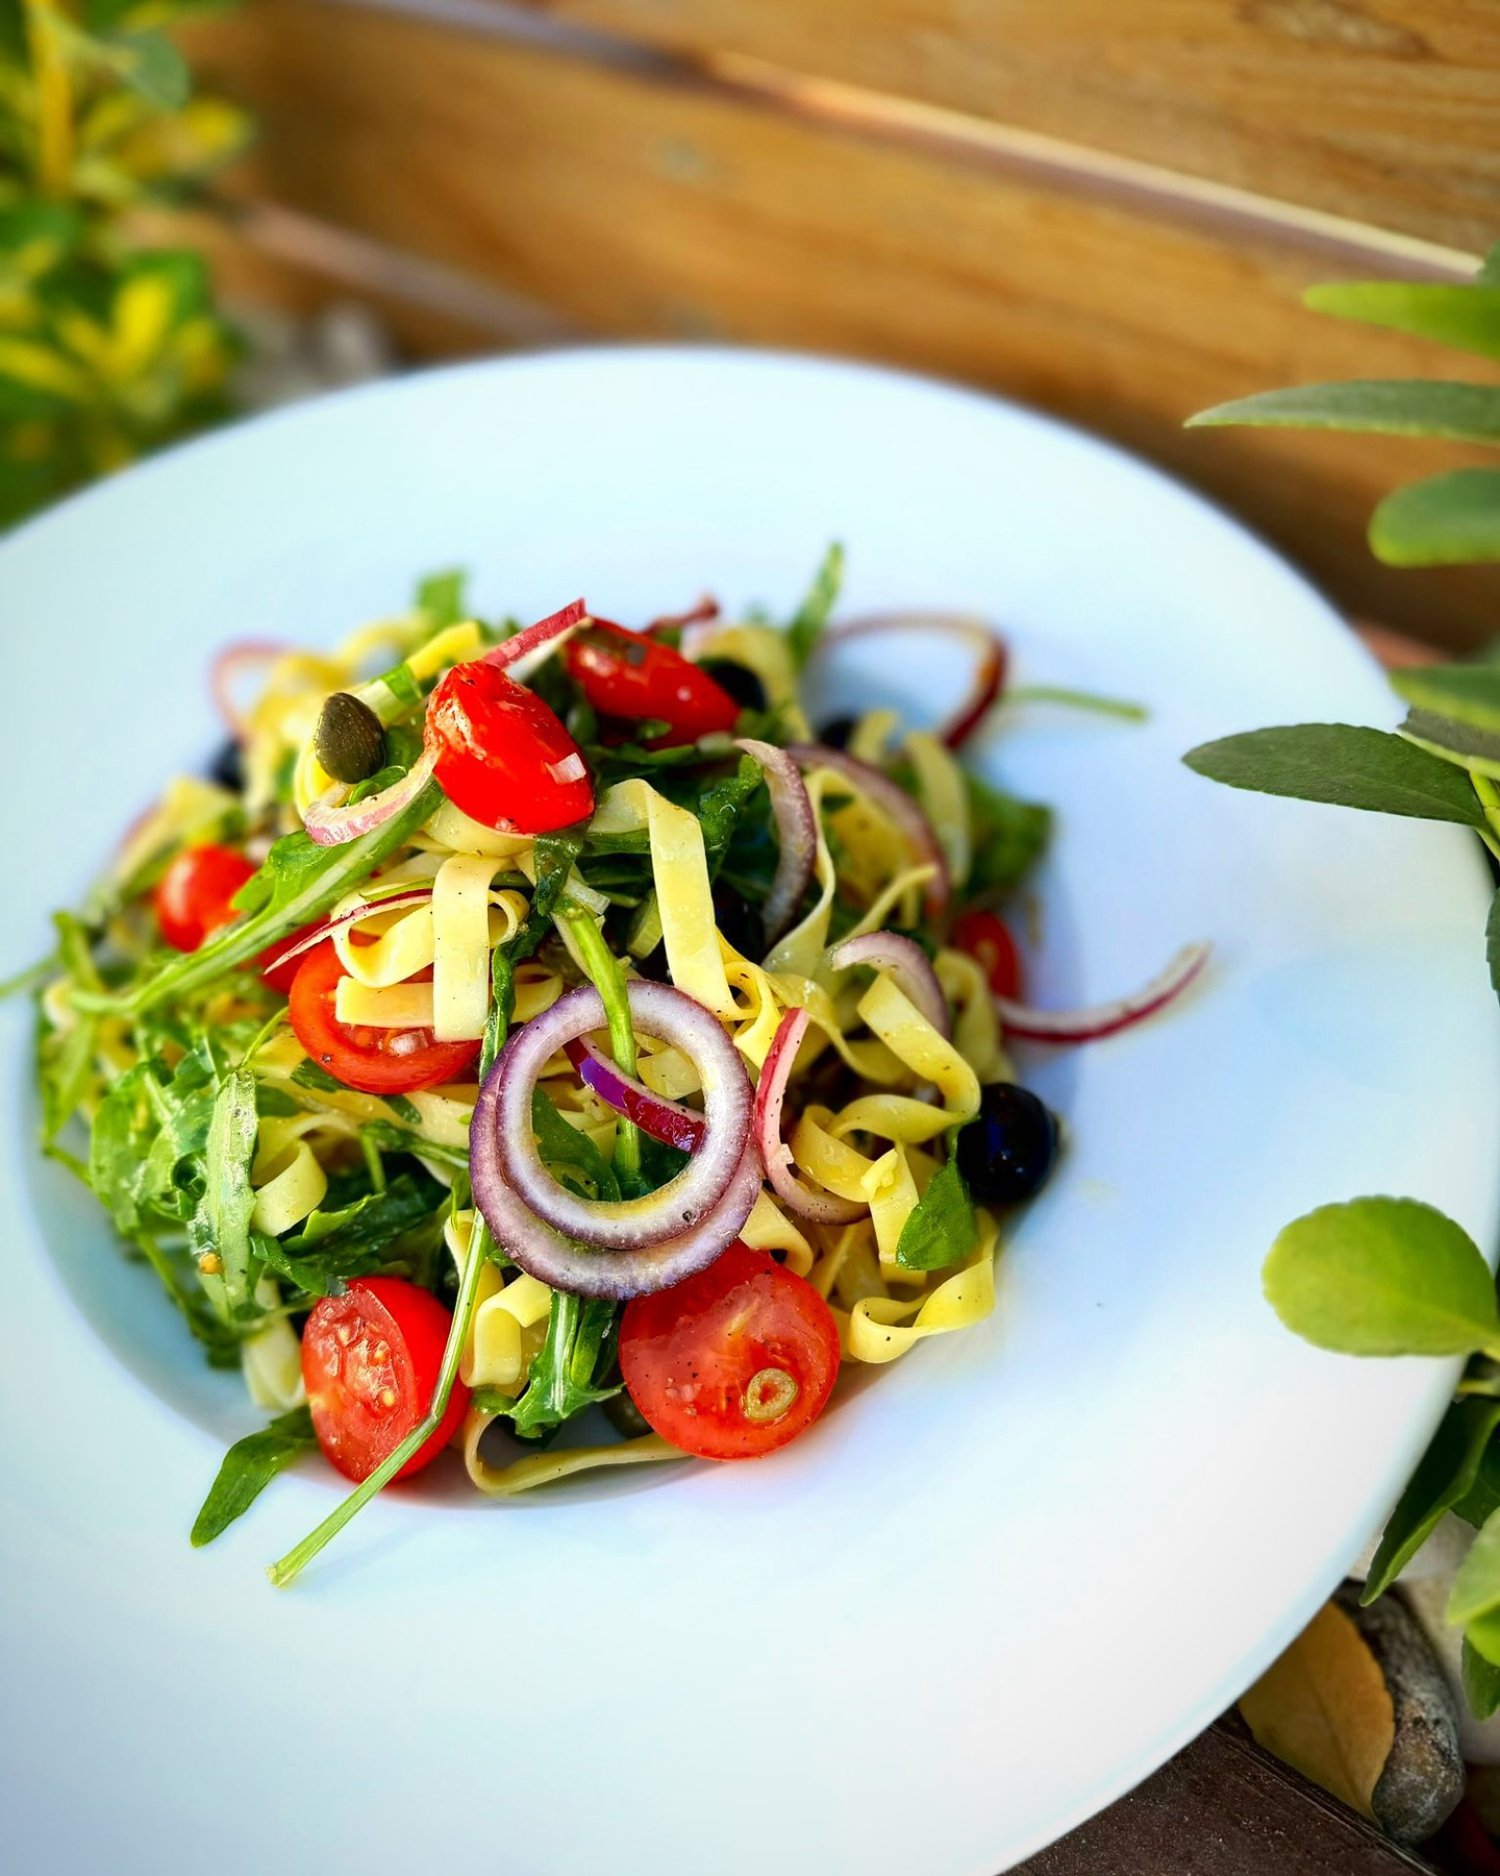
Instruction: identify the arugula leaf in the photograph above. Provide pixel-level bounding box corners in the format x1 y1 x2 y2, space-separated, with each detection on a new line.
358 1118 469 1171
786 542 844 671
896 1136 977 1271
191 1407 316 1547
290 1057 342 1094
1390 661 1500 735
1371 469 1500 567
1303 281 1500 364
1362 1397 1500 1601
1263 1197 1500 1359
259 1171 444 1296
505 1291 620 1439
189 1069 258 1315
531 1087 620 1202
1463 1638 1500 1720
97 780 441 1016
1183 725 1486 825
416 568 467 627
967 775 1052 893
1188 381 1500 446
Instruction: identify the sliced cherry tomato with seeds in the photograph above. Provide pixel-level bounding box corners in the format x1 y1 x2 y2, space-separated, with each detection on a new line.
619 1240 840 1460
287 942 480 1094
154 843 256 952
301 1276 469 1482
427 658 594 834
953 907 1023 1001
564 617 740 747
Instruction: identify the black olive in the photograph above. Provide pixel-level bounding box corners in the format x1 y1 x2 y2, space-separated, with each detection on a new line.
700 659 765 712
817 715 858 749
207 738 244 791
603 1390 652 1439
315 691 387 784
955 1082 1059 1206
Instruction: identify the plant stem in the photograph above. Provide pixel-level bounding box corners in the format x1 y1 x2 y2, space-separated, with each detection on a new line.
558 899 641 1188
1003 684 1148 722
267 1226 488 1588
24 1 73 198
1472 775 1500 858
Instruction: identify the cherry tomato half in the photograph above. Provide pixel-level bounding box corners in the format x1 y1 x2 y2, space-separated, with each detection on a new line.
301 1276 470 1482
154 843 256 952
563 618 739 746
259 923 322 996
287 942 480 1095
619 1241 840 1460
427 659 594 835
953 908 1023 1000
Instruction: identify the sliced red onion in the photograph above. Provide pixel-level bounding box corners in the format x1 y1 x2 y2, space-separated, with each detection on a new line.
212 639 288 739
786 742 949 917
996 941 1211 1043
483 598 588 682
827 931 950 1039
736 737 816 943
486 982 752 1251
649 596 719 640
823 612 1007 752
303 745 438 849
564 1037 707 1153
471 1130 762 1301
548 750 589 786
754 1008 865 1224
260 888 434 977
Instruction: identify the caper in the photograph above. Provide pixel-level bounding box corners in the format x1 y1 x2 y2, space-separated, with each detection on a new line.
314 691 386 784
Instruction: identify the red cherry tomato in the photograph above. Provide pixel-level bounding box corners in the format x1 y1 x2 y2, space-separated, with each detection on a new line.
563 617 739 746
286 942 480 1094
154 843 256 952
259 924 321 996
953 908 1023 1000
301 1276 470 1482
427 659 593 835
619 1241 840 1460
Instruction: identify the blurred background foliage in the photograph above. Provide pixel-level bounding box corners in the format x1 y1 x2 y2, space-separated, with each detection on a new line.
0 0 251 526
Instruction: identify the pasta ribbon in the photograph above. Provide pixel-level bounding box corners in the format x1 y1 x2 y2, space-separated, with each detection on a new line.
937 947 1008 1087
461 1424 682 1494
839 1215 999 1363
334 977 434 1029
331 896 434 987
855 973 981 1123
431 853 527 1041
740 1190 815 1277
446 1210 553 1390
763 769 839 979
241 1276 305 1411
589 780 734 1016
904 730 971 886
419 795 533 860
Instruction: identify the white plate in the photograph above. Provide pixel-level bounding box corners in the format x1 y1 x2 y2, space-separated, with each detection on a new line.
2 348 1496 1876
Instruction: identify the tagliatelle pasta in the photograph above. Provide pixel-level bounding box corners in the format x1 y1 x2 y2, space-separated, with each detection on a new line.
32 552 1104 1584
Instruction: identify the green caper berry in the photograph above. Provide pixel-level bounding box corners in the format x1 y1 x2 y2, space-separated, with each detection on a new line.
314 691 386 784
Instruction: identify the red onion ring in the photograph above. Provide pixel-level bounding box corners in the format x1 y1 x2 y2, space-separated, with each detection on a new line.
822 613 1008 752
827 931 950 1039
736 737 816 943
212 639 289 739
649 596 719 640
995 941 1211 1043
471 1127 763 1301
786 742 950 917
483 597 588 682
753 1008 866 1224
487 982 752 1251
259 888 434 978
564 1037 707 1154
303 745 438 849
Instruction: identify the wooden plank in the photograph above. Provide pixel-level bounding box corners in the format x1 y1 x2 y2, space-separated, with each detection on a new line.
510 0 1500 257
187 1 1500 646
1016 1716 1439 1875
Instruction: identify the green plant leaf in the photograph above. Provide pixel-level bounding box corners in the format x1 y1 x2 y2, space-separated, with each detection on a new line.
1263 1197 1500 1358
191 1407 316 1547
104 30 191 110
1188 381 1500 447
1450 1506 1500 1626
189 1068 258 1315
1363 1398 1500 1601
896 1136 978 1271
1463 1637 1500 1718
1398 709 1500 779
1454 1436 1500 1529
1183 725 1486 825
1372 469 1500 566
1305 282 1500 364
1390 662 1500 734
